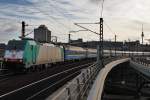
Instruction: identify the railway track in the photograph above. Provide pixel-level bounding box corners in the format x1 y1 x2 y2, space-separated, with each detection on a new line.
0 73 14 82
0 69 15 81
0 59 95 100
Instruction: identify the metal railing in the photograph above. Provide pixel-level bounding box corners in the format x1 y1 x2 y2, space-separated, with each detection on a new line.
50 62 101 100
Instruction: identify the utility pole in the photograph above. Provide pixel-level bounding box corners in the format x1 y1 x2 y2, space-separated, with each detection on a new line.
73 18 104 67
73 22 103 66
22 21 25 38
68 34 71 43
20 21 28 39
99 18 104 67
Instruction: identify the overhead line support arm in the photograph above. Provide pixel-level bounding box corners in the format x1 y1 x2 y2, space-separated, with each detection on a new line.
74 23 100 35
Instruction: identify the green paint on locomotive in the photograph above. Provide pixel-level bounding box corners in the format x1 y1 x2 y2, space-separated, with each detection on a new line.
23 40 40 68
6 39 64 69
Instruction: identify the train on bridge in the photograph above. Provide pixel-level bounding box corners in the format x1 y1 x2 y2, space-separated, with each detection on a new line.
2 39 96 72
0 38 150 72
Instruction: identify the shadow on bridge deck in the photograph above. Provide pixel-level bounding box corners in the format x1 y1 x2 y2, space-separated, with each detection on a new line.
88 58 150 100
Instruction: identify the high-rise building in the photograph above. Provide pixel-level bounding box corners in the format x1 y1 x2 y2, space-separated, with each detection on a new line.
34 25 51 43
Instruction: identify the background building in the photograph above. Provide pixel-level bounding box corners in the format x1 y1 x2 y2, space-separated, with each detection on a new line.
34 25 51 43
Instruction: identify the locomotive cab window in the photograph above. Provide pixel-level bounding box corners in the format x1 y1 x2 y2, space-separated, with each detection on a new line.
6 40 26 50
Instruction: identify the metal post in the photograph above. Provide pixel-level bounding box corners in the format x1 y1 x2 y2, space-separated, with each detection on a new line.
66 88 71 100
68 34 71 43
99 18 104 67
22 21 25 38
76 78 81 100
82 73 86 83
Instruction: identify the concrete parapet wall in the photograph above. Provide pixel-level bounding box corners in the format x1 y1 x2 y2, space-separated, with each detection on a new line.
87 58 130 100
47 58 129 100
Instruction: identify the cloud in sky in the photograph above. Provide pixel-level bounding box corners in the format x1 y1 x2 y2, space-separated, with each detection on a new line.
0 0 32 5
0 0 150 43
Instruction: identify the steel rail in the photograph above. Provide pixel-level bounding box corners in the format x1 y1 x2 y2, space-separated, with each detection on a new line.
26 70 81 100
0 62 94 98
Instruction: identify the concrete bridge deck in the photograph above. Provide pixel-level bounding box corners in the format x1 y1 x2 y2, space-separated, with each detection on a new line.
87 58 130 100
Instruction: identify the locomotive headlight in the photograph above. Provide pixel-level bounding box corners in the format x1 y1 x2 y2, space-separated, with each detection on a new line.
19 59 23 62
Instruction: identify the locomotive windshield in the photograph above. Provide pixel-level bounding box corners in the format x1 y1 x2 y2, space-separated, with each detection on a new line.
6 40 26 50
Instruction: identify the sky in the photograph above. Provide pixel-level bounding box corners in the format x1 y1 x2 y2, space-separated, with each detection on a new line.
0 0 150 43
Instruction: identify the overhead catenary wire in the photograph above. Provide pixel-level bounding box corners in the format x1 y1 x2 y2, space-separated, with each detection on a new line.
100 0 105 18
99 0 118 43
25 11 67 37
46 0 104 36
104 21 116 35
20 0 70 37
24 0 118 43
25 0 101 41
0 17 21 24
46 0 86 37
27 0 70 31
23 0 75 41
73 0 106 41
46 0 72 28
